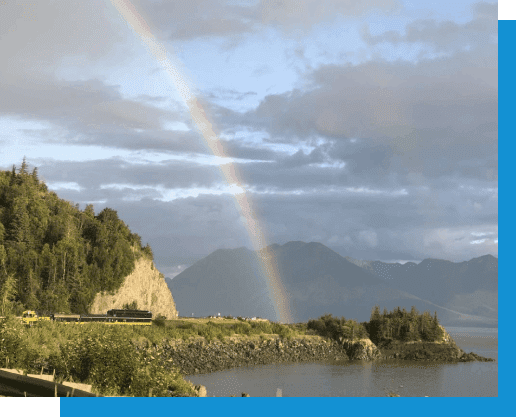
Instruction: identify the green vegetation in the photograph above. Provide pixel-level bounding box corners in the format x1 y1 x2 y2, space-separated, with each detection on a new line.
0 160 152 314
153 314 167 327
298 307 444 345
365 305 444 344
122 300 138 310
306 314 369 341
0 308 451 395
0 317 195 396
0 316 303 396
154 318 298 342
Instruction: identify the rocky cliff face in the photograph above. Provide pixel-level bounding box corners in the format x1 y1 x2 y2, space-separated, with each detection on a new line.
340 338 381 360
90 258 178 319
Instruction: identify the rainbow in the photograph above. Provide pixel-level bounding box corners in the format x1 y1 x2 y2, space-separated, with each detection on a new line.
109 0 293 323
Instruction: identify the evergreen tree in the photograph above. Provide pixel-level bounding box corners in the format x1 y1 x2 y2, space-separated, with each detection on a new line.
370 305 381 321
0 245 6 272
0 222 5 243
0 162 148 313
10 165 16 184
0 274 17 316
31 167 39 182
20 157 28 176
142 243 154 260
367 306 443 343
9 197 31 244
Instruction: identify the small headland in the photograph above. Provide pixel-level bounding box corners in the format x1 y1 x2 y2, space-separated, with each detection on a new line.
364 307 495 363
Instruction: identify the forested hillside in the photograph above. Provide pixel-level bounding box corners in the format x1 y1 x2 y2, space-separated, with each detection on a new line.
0 160 153 315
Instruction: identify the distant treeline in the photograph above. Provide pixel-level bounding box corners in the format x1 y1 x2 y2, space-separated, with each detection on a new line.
0 160 153 315
307 306 444 343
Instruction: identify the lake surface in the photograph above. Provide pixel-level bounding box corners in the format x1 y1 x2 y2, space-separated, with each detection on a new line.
186 327 498 397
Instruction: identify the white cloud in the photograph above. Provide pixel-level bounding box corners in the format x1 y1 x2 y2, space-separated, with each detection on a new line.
47 182 83 192
344 187 408 196
422 225 498 259
99 182 249 202
383 259 421 265
470 239 486 244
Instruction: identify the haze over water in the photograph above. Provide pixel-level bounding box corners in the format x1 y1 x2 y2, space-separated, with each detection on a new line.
187 328 497 397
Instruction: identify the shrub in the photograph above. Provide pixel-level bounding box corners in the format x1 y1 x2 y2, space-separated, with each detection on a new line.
0 316 26 368
307 314 367 341
122 301 138 310
47 329 193 396
153 314 167 327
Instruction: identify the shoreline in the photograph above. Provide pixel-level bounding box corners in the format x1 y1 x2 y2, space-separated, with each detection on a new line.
1 314 495 396
157 333 493 377
161 335 349 375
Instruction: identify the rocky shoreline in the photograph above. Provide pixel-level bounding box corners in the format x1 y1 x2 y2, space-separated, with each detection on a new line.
162 336 350 375
377 339 495 362
156 333 492 376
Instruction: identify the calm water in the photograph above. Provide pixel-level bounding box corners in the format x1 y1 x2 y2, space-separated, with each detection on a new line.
186 327 498 397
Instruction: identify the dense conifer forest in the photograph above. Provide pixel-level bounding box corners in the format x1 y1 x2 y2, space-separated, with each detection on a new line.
0 160 152 315
366 305 444 343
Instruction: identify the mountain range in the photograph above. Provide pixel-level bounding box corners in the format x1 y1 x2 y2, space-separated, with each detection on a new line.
167 241 497 327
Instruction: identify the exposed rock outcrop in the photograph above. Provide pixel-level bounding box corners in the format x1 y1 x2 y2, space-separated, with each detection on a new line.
340 338 381 360
90 258 178 319
193 384 207 397
162 335 348 375
378 339 465 361
375 327 495 362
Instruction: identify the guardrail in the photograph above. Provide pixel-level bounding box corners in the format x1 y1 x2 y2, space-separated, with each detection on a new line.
0 369 100 397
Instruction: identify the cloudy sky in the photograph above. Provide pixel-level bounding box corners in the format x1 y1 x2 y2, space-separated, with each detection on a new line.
1 0 498 277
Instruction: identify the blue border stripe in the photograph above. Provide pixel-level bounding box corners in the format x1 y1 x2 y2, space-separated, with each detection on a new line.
498 18 512 402
61 397 497 417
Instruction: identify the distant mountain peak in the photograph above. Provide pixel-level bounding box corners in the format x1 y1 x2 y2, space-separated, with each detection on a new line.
475 254 497 260
265 243 281 250
419 258 454 266
280 241 308 249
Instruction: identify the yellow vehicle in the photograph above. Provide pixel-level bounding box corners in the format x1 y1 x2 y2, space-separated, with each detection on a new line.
20 309 152 325
21 310 51 326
